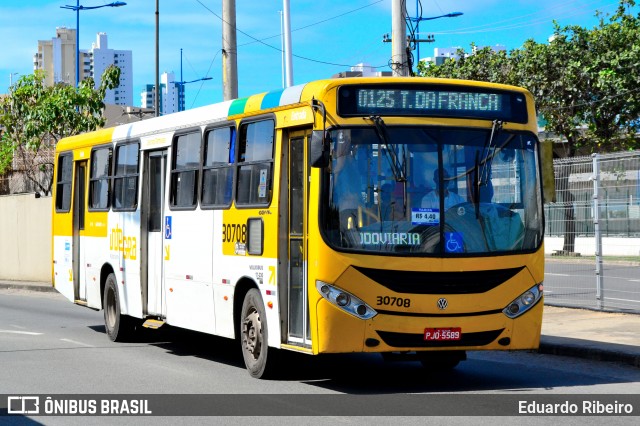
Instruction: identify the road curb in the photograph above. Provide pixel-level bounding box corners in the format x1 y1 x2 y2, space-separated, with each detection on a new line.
539 335 640 368
0 282 57 293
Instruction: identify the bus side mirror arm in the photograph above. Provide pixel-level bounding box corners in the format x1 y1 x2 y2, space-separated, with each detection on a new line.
310 99 330 168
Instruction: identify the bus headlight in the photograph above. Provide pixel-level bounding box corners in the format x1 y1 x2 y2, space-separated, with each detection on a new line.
503 283 543 319
335 293 350 307
315 281 377 320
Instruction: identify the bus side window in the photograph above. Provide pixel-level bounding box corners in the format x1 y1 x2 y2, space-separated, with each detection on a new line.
236 119 274 206
112 142 140 211
89 146 112 211
170 131 201 209
202 126 235 208
55 153 73 212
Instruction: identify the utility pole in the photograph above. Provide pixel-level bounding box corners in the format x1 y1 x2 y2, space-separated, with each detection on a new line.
222 0 238 100
282 0 293 87
155 0 160 116
391 0 408 77
280 11 285 88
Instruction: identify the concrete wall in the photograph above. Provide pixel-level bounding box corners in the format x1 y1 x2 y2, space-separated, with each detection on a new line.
0 194 51 282
545 236 640 257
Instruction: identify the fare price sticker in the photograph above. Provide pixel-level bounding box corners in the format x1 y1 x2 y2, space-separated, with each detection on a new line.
412 208 439 226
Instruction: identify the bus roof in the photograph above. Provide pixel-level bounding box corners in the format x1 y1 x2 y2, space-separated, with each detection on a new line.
56 77 532 153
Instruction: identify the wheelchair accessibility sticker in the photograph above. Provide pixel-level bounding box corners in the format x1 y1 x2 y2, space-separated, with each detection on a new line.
445 232 464 253
164 216 172 239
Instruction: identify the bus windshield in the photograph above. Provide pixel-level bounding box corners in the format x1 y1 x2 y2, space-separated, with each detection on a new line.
321 126 543 255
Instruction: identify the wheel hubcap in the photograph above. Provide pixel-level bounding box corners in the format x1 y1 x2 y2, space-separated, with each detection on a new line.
242 309 262 360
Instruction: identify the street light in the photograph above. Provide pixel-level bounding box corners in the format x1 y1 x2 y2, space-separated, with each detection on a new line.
172 48 212 111
169 77 212 112
60 1 127 87
415 12 464 21
408 9 463 62
173 78 213 86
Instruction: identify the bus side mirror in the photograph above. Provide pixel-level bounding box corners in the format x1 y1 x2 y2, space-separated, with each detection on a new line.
310 130 329 168
540 140 556 203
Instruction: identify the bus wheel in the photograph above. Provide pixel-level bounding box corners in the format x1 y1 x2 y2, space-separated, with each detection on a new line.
240 289 274 379
103 273 133 342
418 350 466 370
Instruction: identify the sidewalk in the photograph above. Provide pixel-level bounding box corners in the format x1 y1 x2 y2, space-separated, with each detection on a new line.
0 280 57 293
1 280 639 368
540 305 640 367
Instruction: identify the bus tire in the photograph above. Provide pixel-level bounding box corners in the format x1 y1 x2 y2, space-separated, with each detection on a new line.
103 273 133 342
240 288 275 379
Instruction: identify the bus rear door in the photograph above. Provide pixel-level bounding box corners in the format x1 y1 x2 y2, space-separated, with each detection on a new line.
142 149 167 318
72 160 87 303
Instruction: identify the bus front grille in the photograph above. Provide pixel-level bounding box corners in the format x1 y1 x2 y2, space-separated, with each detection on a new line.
353 266 524 294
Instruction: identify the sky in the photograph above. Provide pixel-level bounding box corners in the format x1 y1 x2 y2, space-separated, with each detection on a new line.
0 0 627 110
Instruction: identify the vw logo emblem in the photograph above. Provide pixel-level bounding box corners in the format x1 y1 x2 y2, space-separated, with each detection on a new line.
437 298 448 310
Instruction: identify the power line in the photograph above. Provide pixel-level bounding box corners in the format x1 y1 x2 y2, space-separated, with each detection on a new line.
194 0 388 69
190 49 220 109
435 0 619 36
431 0 445 16
238 0 386 48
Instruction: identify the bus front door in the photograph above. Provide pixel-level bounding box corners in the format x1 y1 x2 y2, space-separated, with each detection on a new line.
282 134 311 347
142 150 167 318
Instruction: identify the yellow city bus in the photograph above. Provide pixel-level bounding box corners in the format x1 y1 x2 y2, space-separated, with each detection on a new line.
52 77 550 378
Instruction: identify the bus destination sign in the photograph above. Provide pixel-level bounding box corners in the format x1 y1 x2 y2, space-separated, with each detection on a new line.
337 84 528 123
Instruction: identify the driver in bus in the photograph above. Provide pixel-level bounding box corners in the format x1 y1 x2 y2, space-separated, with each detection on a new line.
421 168 464 210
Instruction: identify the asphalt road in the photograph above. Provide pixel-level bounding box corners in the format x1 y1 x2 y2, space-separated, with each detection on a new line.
545 260 640 311
1 289 640 424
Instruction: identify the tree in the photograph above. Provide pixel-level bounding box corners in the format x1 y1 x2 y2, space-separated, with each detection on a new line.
417 44 516 85
417 0 640 253
514 1 640 252
419 0 640 156
0 65 120 195
577 0 640 150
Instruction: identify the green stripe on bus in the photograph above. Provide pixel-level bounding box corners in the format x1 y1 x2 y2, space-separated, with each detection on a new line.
228 98 249 116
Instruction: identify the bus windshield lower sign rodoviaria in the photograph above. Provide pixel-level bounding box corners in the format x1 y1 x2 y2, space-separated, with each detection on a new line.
337 84 529 123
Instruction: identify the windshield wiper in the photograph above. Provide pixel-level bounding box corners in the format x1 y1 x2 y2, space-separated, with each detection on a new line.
480 120 503 185
470 120 503 220
368 115 406 183
367 115 408 217
474 150 481 219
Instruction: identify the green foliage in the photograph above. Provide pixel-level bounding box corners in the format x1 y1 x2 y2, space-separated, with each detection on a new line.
419 44 516 86
0 65 120 192
417 0 640 157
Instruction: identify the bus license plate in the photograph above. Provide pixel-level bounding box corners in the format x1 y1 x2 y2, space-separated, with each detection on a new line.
424 327 461 341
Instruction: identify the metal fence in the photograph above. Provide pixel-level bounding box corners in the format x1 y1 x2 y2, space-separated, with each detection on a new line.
0 171 45 195
544 151 640 313
0 144 54 196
